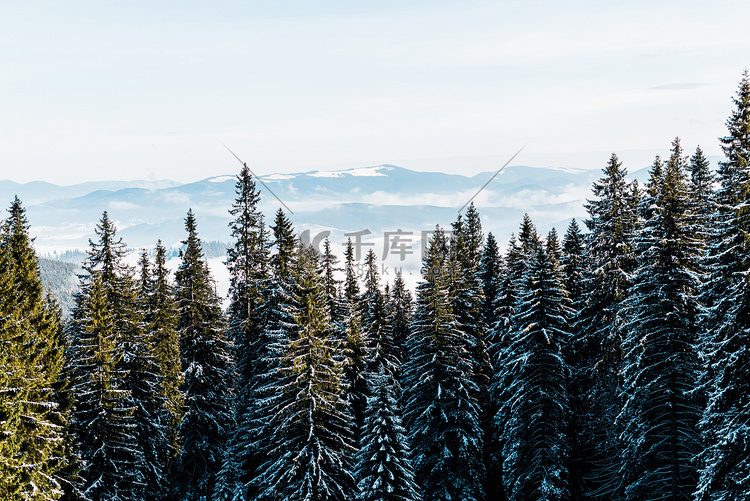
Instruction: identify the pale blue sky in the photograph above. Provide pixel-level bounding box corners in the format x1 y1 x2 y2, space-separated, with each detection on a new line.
2 0 749 184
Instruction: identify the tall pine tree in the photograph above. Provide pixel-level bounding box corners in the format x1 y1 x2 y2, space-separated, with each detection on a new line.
619 139 703 501
402 226 484 501
169 210 233 501
0 198 68 500
218 165 269 500
496 240 572 501
66 212 139 501
696 70 750 501
251 244 356 501
570 154 640 500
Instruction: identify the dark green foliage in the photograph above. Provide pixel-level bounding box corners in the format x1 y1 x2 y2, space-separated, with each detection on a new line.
479 232 501 327
497 241 572 501
67 212 140 501
355 370 420 501
571 153 641 500
321 238 341 324
147 242 183 456
486 217 539 500
387 271 412 374
402 226 484 501
136 245 182 500
697 70 750 501
451 205 491 497
252 245 356 501
339 239 369 447
236 209 299 500
0 198 68 500
122 251 169 501
561 219 585 307
270 208 296 280
687 146 714 242
221 166 269 498
170 210 233 501
620 138 703 501
361 249 394 374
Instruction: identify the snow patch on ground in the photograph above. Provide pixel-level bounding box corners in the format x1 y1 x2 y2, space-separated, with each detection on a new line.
208 175 235 183
308 166 393 178
263 173 297 181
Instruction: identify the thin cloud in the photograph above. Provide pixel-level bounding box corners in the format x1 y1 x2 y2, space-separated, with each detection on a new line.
649 83 706 91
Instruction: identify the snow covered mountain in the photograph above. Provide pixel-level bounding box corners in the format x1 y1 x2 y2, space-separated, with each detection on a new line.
2 162 650 297
13 164 608 254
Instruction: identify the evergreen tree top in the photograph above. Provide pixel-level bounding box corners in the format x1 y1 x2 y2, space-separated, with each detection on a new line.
363 248 381 300
4 197 46 305
229 163 262 219
562 219 583 255
137 249 151 303
690 145 712 184
178 209 204 268
452 203 484 274
518 213 539 256
421 225 449 282
270 208 296 279
546 227 561 264
84 210 127 281
343 238 361 305
717 70 750 203
227 162 268 283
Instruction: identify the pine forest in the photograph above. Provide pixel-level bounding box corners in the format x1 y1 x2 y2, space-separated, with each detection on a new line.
3 72 750 501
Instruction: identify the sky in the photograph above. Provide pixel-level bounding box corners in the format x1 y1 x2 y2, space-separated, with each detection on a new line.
2 0 749 185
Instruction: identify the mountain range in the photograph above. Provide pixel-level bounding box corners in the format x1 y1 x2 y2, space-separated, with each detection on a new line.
8 164 622 254
1 161 688 302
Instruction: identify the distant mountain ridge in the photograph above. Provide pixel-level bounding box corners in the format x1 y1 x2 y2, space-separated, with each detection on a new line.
2 161 674 308
8 163 613 255
4 159 719 311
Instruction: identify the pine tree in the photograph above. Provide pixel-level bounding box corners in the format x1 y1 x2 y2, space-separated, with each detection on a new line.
387 271 412 374
570 153 640 500
252 244 356 501
226 163 267 378
687 146 714 243
147 241 183 458
221 166 269 499
339 239 369 447
489 233 523 352
0 198 68 500
451 206 489 385
486 219 538 500
270 208 296 279
170 210 233 501
361 249 394 374
561 219 585 307
354 369 420 501
451 205 491 496
518 212 540 255
696 70 750 501
240 209 298 500
619 138 703 501
66 211 140 501
112 250 167 501
479 232 501 328
497 242 572 501
321 238 341 325
402 226 484 501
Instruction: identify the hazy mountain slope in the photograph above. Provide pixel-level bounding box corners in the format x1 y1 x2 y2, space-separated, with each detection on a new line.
38 258 81 316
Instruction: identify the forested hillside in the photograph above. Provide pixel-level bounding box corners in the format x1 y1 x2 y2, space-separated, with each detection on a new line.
37 258 80 315
1 71 750 501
